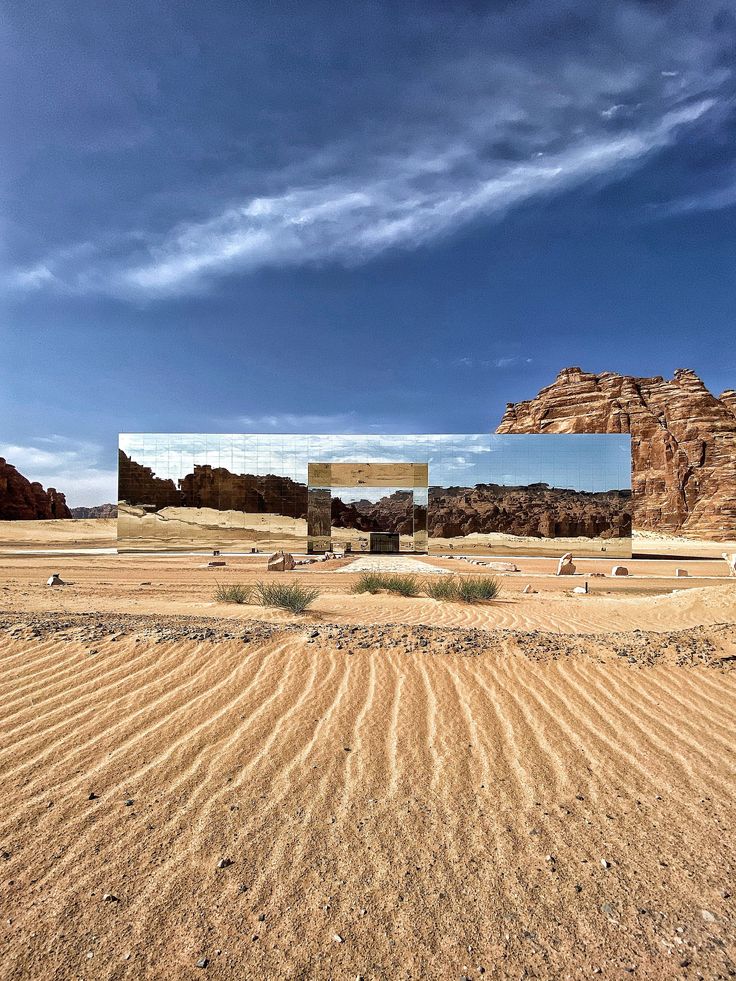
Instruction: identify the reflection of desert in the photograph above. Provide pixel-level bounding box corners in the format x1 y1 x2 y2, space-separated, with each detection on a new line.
116 506 634 556
1 525 735 980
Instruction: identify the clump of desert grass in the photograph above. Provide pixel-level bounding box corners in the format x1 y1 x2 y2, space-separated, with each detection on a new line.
213 580 320 613
214 583 253 604
456 576 500 603
351 572 421 597
424 576 460 601
425 575 500 603
254 581 321 613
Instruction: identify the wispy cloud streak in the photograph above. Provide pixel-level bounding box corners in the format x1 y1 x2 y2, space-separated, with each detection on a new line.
9 98 714 298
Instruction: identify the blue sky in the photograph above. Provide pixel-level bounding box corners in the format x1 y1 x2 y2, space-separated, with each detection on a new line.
2 0 735 505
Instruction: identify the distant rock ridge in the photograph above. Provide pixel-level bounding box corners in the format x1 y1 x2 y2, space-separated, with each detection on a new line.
334 485 631 540
497 367 736 540
0 457 72 520
70 504 118 519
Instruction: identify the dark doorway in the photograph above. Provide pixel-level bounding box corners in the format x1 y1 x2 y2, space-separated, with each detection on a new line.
369 532 400 553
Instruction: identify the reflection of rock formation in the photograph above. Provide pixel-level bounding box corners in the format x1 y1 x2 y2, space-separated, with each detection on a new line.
71 504 118 518
331 485 631 539
179 467 307 518
118 453 629 540
118 451 181 509
497 367 736 541
331 491 413 534
119 453 308 518
0 457 72 520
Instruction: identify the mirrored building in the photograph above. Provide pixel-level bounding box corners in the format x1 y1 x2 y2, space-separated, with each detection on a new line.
118 433 632 556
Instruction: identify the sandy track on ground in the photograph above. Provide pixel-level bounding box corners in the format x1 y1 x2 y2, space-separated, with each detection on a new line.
1 611 735 980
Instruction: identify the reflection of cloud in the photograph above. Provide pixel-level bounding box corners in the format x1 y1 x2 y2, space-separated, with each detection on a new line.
120 432 631 492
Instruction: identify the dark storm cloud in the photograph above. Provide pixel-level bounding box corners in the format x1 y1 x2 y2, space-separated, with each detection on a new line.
3 0 735 297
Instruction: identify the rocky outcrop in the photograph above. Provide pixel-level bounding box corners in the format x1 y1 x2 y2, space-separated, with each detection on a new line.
118 451 182 510
178 466 308 518
332 485 630 540
0 457 72 520
71 504 118 519
497 367 736 541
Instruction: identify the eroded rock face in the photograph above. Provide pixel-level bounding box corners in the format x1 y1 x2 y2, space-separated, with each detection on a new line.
70 504 118 519
332 485 630 540
0 457 72 520
497 367 736 541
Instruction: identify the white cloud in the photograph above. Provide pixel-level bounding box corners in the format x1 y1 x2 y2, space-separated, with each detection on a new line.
7 98 716 298
0 437 116 508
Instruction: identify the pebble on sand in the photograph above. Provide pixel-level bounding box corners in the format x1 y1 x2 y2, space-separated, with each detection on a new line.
217 858 233 869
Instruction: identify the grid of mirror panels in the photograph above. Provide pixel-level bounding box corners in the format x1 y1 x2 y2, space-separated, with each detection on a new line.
118 433 631 556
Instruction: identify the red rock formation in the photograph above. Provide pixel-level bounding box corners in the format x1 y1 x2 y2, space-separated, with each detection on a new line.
0 457 72 520
333 485 630 540
497 367 736 540
118 450 181 509
179 466 308 518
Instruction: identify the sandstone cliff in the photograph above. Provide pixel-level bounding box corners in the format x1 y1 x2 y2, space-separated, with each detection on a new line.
70 504 118 519
0 457 72 520
497 367 736 540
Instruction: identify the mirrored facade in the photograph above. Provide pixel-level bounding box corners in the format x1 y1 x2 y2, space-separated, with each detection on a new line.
118 433 632 556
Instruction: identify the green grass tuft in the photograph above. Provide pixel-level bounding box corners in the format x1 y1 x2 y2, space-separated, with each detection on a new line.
351 572 420 597
425 576 460 601
255 581 321 613
351 572 386 594
456 575 501 603
214 583 253 604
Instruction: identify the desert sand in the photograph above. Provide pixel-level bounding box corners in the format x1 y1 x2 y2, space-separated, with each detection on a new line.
1 541 735 979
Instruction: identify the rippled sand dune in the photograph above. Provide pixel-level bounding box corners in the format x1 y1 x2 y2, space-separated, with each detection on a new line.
1 605 735 979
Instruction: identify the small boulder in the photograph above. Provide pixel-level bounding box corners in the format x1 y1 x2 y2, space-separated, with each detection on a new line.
573 584 588 594
267 551 296 572
485 561 519 573
556 553 576 576
722 553 736 577
46 573 64 587
207 561 226 567
611 566 629 577
522 584 537 595
675 568 689 577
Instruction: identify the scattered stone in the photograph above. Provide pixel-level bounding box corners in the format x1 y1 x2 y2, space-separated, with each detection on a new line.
267 551 296 572
722 552 736 577
573 584 588 594
556 553 576 576
124 799 134 807
333 933 344 943
217 858 233 869
207 561 226 567
522 584 537 594
701 909 716 922
88 792 98 801
257 913 265 922
196 958 209 968
601 859 612 869
102 893 118 902
675 568 689 577
611 566 629 576
46 573 64 587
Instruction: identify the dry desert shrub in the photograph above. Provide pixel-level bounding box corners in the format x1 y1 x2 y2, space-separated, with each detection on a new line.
352 572 420 597
214 583 252 604
425 575 500 603
254 581 321 613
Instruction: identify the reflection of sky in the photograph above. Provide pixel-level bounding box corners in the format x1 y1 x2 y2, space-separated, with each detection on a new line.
120 433 631 493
